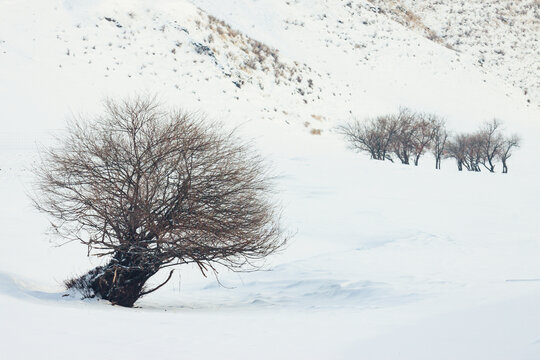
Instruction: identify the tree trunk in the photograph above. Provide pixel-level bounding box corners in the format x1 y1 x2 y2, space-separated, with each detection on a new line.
68 250 160 307
402 150 409 165
90 264 156 307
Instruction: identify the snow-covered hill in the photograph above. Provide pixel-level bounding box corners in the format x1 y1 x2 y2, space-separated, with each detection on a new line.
373 0 540 107
1 0 539 359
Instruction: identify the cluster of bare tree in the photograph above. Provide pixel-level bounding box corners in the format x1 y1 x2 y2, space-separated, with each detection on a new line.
445 120 520 173
339 108 520 173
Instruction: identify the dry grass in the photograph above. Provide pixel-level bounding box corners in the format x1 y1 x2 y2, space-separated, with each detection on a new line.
201 12 317 94
366 0 453 49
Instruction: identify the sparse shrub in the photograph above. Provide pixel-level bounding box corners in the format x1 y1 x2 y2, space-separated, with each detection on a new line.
205 12 315 92
33 96 287 307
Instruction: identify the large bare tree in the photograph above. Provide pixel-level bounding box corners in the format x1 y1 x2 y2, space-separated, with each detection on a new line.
33 97 287 307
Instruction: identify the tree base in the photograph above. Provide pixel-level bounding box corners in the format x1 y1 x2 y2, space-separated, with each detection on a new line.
66 258 157 307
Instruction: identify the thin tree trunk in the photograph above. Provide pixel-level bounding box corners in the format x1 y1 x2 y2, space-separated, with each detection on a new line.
488 158 495 173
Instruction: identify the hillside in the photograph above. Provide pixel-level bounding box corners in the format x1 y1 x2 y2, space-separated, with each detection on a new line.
1 0 539 359
373 0 540 107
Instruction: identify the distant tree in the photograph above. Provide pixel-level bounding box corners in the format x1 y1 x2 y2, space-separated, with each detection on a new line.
342 110 520 175
462 133 483 172
390 107 416 165
429 117 448 170
446 134 467 171
446 133 481 171
411 113 436 166
33 96 287 307
339 115 398 161
478 119 504 172
447 133 485 172
498 134 521 173
387 108 436 166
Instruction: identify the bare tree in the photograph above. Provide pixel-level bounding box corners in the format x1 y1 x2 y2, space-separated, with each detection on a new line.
447 133 484 172
463 133 483 172
390 108 416 165
33 96 287 307
339 115 398 161
478 119 504 172
341 109 437 167
430 117 448 170
411 113 436 166
341 110 521 175
498 134 521 173
388 108 436 166
446 134 467 171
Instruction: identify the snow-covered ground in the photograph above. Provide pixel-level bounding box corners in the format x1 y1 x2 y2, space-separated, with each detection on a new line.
1 0 539 358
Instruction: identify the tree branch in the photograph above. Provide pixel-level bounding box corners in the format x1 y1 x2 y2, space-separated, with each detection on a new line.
139 270 175 296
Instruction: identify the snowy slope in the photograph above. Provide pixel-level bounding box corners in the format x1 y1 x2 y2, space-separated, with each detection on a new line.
1 0 540 359
372 0 540 107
